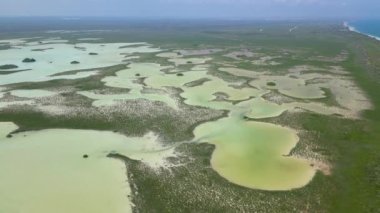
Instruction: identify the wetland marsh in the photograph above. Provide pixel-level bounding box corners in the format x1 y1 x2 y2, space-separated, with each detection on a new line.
0 20 379 212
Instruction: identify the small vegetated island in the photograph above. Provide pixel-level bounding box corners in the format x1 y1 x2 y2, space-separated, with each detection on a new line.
22 58 36 63
0 64 18 69
0 21 378 213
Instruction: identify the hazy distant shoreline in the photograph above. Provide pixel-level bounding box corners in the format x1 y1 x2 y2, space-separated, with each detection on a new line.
344 21 380 41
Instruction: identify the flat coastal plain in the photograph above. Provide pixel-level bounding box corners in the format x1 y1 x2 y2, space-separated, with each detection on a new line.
0 20 379 212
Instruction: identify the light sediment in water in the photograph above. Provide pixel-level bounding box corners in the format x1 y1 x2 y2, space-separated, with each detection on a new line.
0 40 372 195
0 38 160 85
0 123 176 213
193 116 315 191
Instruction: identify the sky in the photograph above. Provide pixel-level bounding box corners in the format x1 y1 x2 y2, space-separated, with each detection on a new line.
0 0 379 19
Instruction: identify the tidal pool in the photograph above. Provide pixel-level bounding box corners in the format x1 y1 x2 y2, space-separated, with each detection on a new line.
0 123 175 213
249 75 326 100
102 63 169 89
145 70 208 88
79 63 178 109
193 115 315 191
219 67 327 100
180 78 263 110
80 62 264 111
237 97 288 119
144 66 264 110
0 38 161 85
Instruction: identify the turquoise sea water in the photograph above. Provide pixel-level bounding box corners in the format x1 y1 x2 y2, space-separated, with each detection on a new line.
348 20 380 40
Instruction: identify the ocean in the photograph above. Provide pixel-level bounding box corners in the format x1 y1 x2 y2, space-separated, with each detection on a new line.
347 20 380 40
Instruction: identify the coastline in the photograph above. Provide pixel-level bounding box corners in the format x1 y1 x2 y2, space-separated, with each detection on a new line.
344 21 380 41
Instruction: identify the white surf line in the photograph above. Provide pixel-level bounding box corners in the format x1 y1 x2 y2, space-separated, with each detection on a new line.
344 21 380 42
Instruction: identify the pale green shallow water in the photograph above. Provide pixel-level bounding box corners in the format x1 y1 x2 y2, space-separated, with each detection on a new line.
194 115 315 191
0 41 372 212
0 123 175 213
0 122 18 140
0 38 160 85
237 98 288 119
1 48 365 212
2 57 334 194
76 60 318 191
249 75 326 99
79 63 178 109
81 62 263 111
